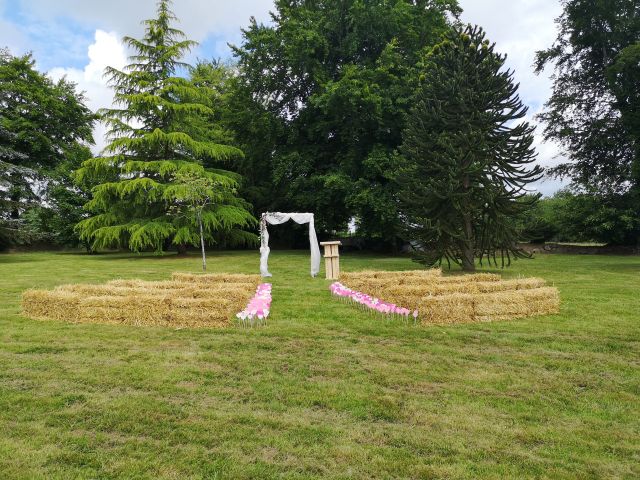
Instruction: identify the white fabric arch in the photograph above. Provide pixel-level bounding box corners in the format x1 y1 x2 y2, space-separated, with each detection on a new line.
259 212 320 277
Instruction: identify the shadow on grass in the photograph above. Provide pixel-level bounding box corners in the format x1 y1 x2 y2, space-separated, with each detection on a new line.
0 254 41 264
62 249 259 262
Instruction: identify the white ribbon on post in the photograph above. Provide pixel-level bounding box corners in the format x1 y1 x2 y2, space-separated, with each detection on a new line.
259 212 321 277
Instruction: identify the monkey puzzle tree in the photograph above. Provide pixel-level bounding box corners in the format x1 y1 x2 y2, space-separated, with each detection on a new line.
398 25 542 271
76 0 256 253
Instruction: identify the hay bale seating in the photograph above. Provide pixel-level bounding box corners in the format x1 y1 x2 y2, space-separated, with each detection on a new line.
22 272 260 328
340 269 443 282
343 273 503 292
338 270 559 325
54 281 256 299
171 272 261 284
417 287 560 324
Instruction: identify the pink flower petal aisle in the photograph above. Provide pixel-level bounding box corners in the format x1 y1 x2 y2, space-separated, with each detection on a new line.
236 283 272 327
330 282 418 324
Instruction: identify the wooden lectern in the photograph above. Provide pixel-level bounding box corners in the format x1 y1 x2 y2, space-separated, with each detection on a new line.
320 241 342 280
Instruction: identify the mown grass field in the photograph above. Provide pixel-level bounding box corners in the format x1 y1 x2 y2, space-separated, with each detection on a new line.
0 250 638 479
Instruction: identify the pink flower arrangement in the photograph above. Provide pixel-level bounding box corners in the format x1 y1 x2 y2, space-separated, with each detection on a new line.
237 283 272 327
330 282 418 323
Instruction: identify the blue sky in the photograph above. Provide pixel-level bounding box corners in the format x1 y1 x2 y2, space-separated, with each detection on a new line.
2 3 91 70
0 0 567 195
0 0 267 69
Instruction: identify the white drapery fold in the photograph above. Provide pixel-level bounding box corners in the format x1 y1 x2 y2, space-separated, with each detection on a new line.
259 212 320 277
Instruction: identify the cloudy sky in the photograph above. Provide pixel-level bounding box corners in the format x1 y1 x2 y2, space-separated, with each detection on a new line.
0 0 566 195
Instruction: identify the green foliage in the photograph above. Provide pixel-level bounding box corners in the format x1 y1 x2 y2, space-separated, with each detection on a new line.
513 195 561 244
231 0 460 242
0 49 94 174
535 0 640 194
398 25 542 270
22 145 95 249
517 190 640 245
182 61 237 151
0 121 30 249
75 0 257 253
0 48 94 249
607 42 640 183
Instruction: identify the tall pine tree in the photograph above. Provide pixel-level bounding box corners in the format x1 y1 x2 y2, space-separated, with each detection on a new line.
76 0 256 253
398 25 541 271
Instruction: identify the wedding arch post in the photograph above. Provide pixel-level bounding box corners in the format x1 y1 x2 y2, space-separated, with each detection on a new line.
259 212 321 277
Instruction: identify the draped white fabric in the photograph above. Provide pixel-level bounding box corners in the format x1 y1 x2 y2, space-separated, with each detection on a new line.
259 212 321 277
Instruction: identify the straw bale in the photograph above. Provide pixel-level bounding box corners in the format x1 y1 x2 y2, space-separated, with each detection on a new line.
436 273 502 283
171 272 260 284
344 272 500 289
22 289 244 328
55 283 255 300
417 294 476 324
340 269 441 282
22 272 260 328
473 287 560 319
427 277 546 295
107 279 258 290
342 273 505 304
415 287 559 325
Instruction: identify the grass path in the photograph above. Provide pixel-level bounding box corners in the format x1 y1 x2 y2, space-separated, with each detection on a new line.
0 250 638 479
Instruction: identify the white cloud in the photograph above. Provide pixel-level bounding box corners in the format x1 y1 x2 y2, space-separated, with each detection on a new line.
0 10 27 53
12 0 274 60
458 0 568 196
48 30 128 154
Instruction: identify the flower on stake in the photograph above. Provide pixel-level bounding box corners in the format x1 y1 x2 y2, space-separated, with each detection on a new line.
237 283 272 328
329 282 416 324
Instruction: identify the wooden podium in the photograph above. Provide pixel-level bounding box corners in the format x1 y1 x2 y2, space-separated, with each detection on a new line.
320 241 342 279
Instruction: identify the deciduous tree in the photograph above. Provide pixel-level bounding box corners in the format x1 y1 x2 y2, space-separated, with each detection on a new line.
535 0 640 193
232 0 460 244
0 48 94 248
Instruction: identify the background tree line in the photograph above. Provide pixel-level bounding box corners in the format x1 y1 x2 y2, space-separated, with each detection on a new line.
1 0 638 269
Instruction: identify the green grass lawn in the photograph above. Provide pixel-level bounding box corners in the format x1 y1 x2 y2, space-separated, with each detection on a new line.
0 250 638 479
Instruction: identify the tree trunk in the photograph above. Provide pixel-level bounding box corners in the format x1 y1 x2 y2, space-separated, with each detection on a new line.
9 188 20 220
176 243 188 256
461 246 475 271
391 236 399 255
198 212 206 272
461 212 475 272
461 173 475 272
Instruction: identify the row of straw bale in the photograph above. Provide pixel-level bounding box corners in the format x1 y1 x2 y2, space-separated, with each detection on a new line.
340 269 442 283
51 280 256 299
171 272 261 284
416 287 560 324
339 269 560 324
108 279 258 289
359 278 547 307
342 272 502 293
22 272 259 328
